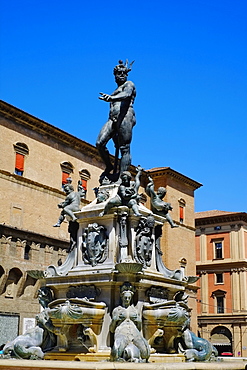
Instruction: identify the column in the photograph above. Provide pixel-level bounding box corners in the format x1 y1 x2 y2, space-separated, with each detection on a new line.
16 239 26 259
45 245 54 266
30 242 40 263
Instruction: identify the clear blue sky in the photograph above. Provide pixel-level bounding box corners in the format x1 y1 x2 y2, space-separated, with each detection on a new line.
1 0 246 212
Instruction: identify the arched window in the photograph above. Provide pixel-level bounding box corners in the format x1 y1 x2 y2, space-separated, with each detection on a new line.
178 198 186 224
60 161 74 188
79 169 91 194
13 142 29 176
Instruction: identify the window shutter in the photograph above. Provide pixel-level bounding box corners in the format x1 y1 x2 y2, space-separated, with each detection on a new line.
179 206 184 220
15 153 24 171
81 179 87 190
62 172 70 185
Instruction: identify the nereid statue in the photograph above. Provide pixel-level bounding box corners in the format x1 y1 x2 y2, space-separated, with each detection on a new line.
109 283 150 362
96 60 136 183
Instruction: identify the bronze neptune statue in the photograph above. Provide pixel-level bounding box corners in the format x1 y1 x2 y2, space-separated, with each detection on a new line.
96 60 136 182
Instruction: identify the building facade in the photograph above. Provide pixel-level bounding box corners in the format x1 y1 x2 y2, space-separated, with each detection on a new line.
0 100 201 346
195 210 247 357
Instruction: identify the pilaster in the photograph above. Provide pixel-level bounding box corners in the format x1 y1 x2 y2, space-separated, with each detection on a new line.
238 226 245 260
231 268 240 312
239 267 247 311
200 233 207 262
232 324 242 356
230 225 238 260
200 271 208 314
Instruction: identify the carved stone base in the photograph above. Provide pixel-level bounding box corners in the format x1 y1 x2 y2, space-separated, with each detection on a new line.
44 350 110 361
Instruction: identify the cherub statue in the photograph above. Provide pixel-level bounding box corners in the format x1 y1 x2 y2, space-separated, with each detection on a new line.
99 166 143 217
146 176 178 228
53 181 84 227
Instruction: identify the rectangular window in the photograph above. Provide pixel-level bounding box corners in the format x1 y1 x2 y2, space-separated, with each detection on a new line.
215 242 223 259
216 296 224 313
216 273 223 284
15 153 24 176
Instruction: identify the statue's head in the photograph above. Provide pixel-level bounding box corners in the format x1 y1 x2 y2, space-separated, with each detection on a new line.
157 186 167 199
146 215 155 228
64 184 74 194
113 60 134 85
120 171 132 183
120 282 135 308
96 188 110 203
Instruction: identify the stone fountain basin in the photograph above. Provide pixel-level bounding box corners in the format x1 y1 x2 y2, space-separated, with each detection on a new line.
143 300 189 326
47 298 106 332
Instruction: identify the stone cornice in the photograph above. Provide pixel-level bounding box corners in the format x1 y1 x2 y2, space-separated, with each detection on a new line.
0 100 101 161
198 314 247 324
196 260 247 273
0 224 69 250
0 100 141 175
195 212 247 226
147 167 202 190
0 169 89 205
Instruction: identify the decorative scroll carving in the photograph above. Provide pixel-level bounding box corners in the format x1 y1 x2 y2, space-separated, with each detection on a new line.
66 285 101 300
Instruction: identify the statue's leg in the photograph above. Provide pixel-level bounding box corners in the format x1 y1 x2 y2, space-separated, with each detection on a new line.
128 200 141 217
133 337 150 361
111 335 128 361
63 206 77 222
119 144 131 173
53 211 65 227
118 114 135 173
165 213 178 228
102 196 121 215
96 119 114 173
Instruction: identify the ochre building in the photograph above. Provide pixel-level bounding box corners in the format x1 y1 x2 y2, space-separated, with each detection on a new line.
195 210 247 357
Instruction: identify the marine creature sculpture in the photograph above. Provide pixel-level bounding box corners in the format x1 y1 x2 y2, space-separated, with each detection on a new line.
109 282 150 362
177 328 218 361
146 176 178 228
3 287 57 359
